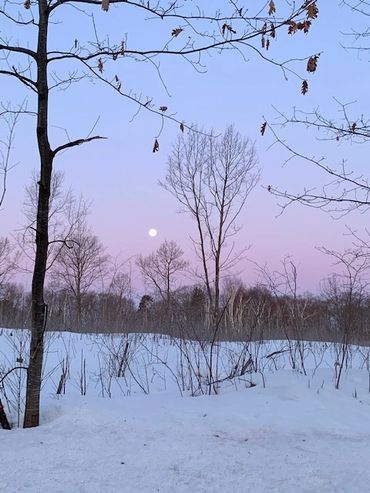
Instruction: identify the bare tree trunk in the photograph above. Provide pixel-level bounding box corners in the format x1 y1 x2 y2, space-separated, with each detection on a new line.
0 398 11 430
23 0 52 428
76 291 82 330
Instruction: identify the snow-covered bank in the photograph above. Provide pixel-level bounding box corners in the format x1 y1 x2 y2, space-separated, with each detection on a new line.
2 330 370 492
2 371 370 493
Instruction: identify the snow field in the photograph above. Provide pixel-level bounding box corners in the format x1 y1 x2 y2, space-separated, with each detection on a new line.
1 330 370 492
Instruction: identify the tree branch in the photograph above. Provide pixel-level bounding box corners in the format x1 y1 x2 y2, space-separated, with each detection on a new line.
0 69 37 92
52 135 107 156
0 43 38 60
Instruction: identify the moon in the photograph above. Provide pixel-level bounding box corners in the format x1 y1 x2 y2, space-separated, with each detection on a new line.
148 228 158 238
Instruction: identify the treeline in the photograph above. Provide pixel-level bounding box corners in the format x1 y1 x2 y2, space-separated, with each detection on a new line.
1 280 370 344
2 161 370 345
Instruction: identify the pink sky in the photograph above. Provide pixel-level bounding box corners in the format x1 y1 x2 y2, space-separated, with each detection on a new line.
1 1 369 294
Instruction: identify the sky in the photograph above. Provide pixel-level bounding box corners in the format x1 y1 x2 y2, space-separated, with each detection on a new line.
1 0 370 294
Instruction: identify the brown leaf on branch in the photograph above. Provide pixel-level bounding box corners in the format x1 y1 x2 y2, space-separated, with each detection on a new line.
260 121 267 136
24 0 31 9
153 139 159 153
98 58 104 73
221 23 236 35
266 39 270 50
180 122 184 132
172 28 184 37
288 22 297 34
306 1 319 20
159 106 168 112
301 80 308 95
261 36 265 49
268 0 276 16
101 0 109 11
300 20 311 33
351 123 357 133
270 23 276 38
306 54 319 73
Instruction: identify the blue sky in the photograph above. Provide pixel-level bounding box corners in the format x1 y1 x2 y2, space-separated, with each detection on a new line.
2 1 370 292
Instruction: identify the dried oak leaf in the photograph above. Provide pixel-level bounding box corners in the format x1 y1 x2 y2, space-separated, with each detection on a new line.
266 39 270 50
159 106 168 112
268 0 276 16
180 122 184 132
153 139 159 153
261 36 265 49
306 54 319 73
260 121 267 136
24 0 31 9
306 2 319 20
101 0 109 11
288 21 297 34
97 58 104 73
351 123 357 133
296 20 310 33
301 80 308 95
172 28 184 37
270 23 276 38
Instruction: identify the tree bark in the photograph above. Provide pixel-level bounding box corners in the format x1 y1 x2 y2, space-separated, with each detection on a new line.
0 398 11 430
23 0 52 428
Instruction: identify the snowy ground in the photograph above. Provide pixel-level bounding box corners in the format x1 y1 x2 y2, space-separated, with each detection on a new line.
1 330 370 492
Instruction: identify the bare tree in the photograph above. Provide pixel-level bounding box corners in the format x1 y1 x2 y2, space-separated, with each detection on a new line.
102 259 135 330
50 218 109 329
0 238 18 290
109 266 132 302
320 246 370 388
0 0 319 426
162 125 259 326
257 257 313 374
0 106 23 209
162 125 259 394
137 240 187 307
20 170 89 272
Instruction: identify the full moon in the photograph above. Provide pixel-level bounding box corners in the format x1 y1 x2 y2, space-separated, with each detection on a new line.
148 228 158 238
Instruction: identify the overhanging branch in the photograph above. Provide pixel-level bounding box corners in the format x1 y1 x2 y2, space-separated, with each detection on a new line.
0 69 37 92
52 135 107 156
0 43 37 60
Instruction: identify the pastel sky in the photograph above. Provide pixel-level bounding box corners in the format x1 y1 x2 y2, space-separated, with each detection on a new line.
2 1 370 293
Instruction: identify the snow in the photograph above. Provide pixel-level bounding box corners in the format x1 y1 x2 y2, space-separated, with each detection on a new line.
2 331 370 492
